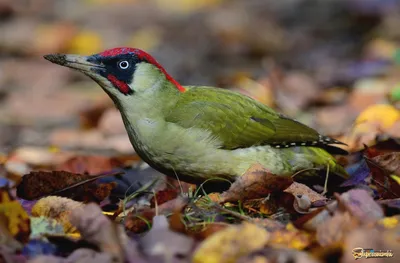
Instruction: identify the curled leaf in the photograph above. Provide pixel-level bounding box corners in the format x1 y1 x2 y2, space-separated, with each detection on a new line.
220 164 293 202
31 196 83 233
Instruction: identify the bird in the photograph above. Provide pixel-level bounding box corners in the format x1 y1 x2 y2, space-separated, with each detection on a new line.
44 47 348 187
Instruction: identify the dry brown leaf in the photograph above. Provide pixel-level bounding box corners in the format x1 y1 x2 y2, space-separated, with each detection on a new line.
17 170 118 202
125 197 188 233
372 152 400 175
31 196 83 233
284 182 327 203
366 156 400 199
150 189 179 208
220 164 293 202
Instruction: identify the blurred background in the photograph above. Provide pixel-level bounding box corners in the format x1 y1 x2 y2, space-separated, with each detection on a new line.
1 0 400 156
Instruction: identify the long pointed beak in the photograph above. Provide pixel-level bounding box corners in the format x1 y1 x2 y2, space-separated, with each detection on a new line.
43 54 104 73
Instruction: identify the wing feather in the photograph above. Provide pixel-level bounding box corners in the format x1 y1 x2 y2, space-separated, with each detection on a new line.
165 87 342 152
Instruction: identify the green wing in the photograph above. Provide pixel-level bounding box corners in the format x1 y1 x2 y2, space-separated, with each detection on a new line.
165 86 323 150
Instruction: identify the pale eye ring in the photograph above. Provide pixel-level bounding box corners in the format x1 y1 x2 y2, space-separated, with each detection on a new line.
118 60 130 69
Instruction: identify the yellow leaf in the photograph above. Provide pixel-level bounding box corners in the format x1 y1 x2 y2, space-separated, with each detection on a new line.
67 30 103 55
193 222 269 263
355 104 400 129
391 175 400 184
31 196 84 233
269 224 311 250
0 187 30 243
379 217 399 229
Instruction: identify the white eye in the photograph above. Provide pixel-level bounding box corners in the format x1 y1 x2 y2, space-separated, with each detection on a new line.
118 60 129 69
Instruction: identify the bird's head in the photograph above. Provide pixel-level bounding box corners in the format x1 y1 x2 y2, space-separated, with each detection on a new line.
44 47 186 100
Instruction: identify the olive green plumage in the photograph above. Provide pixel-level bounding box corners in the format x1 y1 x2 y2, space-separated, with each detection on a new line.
166 86 344 151
44 48 348 186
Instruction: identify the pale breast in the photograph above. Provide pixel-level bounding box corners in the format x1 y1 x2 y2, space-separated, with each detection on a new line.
127 117 239 178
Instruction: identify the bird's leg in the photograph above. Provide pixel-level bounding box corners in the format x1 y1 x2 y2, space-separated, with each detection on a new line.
321 165 330 196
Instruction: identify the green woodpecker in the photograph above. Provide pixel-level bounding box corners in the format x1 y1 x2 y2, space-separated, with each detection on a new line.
44 47 348 185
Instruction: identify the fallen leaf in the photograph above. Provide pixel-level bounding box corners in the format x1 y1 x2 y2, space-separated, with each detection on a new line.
237 247 320 263
31 196 83 233
284 182 327 210
220 164 293 202
316 211 358 246
139 215 194 261
0 186 30 243
28 248 114 263
378 199 400 215
371 152 400 175
251 218 285 232
293 206 332 231
340 159 370 187
0 214 23 252
365 157 400 199
339 189 384 224
378 216 399 229
193 222 269 263
269 224 312 250
29 216 64 239
150 189 179 208
23 239 57 259
17 170 118 202
69 204 125 263
346 104 400 151
355 104 400 129
125 196 188 233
